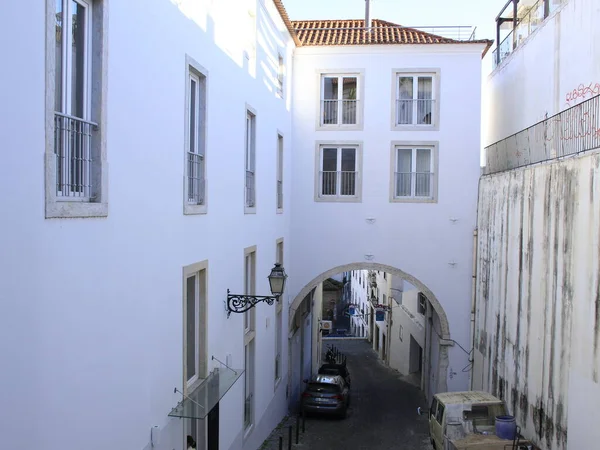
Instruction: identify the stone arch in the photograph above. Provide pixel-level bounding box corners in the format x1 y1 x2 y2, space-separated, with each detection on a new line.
288 262 451 396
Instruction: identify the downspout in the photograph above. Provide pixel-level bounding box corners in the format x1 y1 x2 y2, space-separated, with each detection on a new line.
469 228 478 390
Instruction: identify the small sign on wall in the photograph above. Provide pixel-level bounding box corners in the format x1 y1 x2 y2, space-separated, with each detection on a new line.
375 308 385 322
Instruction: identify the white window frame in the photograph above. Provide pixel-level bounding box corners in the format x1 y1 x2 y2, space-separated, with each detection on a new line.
245 106 257 213
314 142 363 203
183 260 208 393
391 68 441 131
276 133 284 213
316 69 364 131
45 0 108 218
184 56 208 215
389 141 439 203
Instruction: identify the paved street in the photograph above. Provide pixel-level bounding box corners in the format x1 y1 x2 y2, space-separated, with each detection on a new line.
296 338 432 450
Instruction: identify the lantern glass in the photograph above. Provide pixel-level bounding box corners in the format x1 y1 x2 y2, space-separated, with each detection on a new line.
268 263 287 296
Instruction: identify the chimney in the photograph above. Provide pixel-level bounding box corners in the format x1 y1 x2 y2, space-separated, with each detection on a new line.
365 0 372 30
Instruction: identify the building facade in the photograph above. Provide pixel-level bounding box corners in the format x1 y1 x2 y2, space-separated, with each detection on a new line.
475 1 600 449
0 2 491 450
1 1 295 450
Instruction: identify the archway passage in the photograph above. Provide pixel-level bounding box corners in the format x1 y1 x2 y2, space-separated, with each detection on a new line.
286 262 453 411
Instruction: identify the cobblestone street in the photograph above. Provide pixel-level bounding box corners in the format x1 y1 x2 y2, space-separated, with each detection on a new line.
262 339 433 450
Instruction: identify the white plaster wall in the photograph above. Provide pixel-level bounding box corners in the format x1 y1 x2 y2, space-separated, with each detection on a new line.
0 1 294 450
484 0 600 145
290 44 487 393
389 288 425 376
474 151 600 450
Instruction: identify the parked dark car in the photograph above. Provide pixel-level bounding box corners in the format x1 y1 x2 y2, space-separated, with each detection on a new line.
301 374 350 418
318 363 351 388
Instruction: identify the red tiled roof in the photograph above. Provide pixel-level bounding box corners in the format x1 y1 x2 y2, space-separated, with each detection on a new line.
273 0 302 46
291 19 493 56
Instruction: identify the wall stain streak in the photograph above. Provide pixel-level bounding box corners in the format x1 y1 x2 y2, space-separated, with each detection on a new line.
473 151 600 450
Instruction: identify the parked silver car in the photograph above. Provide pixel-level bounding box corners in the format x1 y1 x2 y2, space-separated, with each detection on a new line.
301 374 350 419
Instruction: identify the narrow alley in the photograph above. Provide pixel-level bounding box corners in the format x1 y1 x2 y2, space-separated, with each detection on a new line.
291 339 432 450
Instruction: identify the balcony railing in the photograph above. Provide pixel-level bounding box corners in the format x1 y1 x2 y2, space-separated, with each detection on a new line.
493 0 566 68
187 152 205 205
245 170 255 207
321 99 358 125
276 180 283 209
484 95 600 174
396 99 435 125
394 172 434 198
54 112 97 198
320 170 357 197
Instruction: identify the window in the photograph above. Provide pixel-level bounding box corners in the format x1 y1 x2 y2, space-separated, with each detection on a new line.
392 70 440 130
277 53 284 97
185 57 208 214
276 134 283 212
244 247 256 335
183 261 208 390
46 0 108 218
244 340 255 430
319 73 363 129
275 308 282 384
399 324 403 341
316 143 362 202
436 402 445 424
245 109 256 211
418 293 427 315
391 143 438 202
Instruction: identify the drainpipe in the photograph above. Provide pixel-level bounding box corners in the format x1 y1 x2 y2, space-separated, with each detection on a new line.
469 228 478 390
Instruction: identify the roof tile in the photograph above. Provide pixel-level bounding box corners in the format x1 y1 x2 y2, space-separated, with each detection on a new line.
291 18 492 54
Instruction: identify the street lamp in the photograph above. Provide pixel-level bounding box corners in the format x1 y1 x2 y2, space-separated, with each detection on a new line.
226 263 287 318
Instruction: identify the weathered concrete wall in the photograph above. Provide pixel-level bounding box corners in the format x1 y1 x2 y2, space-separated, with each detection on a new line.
474 150 600 450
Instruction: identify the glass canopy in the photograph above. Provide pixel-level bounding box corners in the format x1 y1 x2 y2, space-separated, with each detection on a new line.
169 366 244 419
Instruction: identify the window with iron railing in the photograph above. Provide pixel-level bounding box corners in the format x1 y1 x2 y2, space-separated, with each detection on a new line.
393 146 436 200
186 70 206 208
318 146 360 199
276 134 283 211
320 75 360 127
395 74 436 127
245 110 256 209
277 53 284 97
53 0 98 202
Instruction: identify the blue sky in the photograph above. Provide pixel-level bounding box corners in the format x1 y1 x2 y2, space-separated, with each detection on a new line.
283 0 507 43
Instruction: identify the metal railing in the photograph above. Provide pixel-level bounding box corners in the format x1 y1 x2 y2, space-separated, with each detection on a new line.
484 95 600 174
320 171 357 197
276 180 283 209
187 152 205 205
321 99 358 125
410 25 477 41
394 172 434 198
396 99 435 125
54 112 97 198
493 0 565 68
245 170 255 207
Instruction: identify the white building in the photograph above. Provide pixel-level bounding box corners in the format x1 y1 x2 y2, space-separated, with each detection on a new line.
388 282 426 385
475 1 600 449
288 18 491 403
0 1 491 449
1 1 295 450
